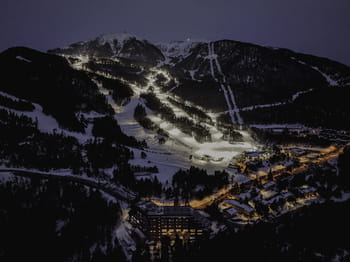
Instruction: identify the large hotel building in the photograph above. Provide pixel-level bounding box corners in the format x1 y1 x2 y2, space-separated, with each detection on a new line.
129 201 209 243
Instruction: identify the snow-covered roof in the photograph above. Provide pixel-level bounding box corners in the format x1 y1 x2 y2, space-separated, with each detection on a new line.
238 191 253 199
263 181 276 189
163 206 193 216
137 201 194 217
244 151 265 157
225 207 239 215
299 186 317 194
290 148 305 154
262 192 293 204
137 201 160 213
260 190 278 199
223 199 255 213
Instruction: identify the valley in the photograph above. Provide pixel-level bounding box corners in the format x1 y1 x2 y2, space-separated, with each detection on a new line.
1 33 350 261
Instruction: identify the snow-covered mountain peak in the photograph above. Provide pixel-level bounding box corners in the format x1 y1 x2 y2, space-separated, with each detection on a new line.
157 39 203 59
97 33 140 45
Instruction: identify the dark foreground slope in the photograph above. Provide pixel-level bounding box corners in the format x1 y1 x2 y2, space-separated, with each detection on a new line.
186 200 350 262
0 46 112 132
0 176 126 262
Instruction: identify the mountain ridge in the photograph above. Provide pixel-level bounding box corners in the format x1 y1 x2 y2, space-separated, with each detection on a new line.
47 33 350 128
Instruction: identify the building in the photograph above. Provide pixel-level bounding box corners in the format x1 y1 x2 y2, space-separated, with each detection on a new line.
129 201 207 244
220 199 256 217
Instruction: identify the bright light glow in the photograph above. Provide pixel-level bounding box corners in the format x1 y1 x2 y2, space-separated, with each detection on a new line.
70 55 258 184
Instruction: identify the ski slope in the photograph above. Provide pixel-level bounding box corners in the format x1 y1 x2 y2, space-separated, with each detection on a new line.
206 42 243 125
91 66 257 183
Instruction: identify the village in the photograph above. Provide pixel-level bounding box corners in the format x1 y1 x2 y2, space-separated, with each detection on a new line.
131 133 349 248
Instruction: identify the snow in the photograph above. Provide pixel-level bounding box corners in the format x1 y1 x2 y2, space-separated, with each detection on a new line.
240 101 284 112
260 190 278 199
227 85 243 124
245 151 262 157
94 81 192 183
16 56 31 63
220 84 236 123
238 191 252 200
188 69 198 81
60 56 257 185
100 190 119 204
206 42 243 124
115 208 137 261
263 192 293 204
0 91 28 102
210 221 227 235
56 219 67 234
93 68 257 184
235 88 314 113
0 91 102 143
250 124 307 129
67 55 90 70
331 192 350 202
0 172 18 183
99 33 138 44
231 173 251 184
291 88 314 101
291 57 339 86
299 185 317 194
207 42 217 81
0 167 136 201
290 148 306 154
263 181 276 189
310 66 339 86
157 40 200 61
225 207 239 215
197 210 210 218
223 199 255 213
96 33 140 54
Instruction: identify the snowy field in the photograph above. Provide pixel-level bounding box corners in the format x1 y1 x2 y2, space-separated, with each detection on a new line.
65 55 259 183
82 56 259 184
104 67 258 183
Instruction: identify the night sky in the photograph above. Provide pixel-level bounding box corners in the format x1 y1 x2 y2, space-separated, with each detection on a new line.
1 0 349 65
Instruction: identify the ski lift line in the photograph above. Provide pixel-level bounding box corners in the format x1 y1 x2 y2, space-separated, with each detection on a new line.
208 42 243 125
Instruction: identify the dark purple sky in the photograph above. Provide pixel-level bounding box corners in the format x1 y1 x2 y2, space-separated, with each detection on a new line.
1 0 349 65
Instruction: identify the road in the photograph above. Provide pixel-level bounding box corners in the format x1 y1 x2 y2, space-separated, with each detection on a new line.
0 168 136 202
188 144 346 209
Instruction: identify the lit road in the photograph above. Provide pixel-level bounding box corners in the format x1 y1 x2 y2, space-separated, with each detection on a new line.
187 144 346 210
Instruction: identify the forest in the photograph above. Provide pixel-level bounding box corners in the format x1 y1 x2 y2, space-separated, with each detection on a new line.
140 92 211 143
242 87 350 130
0 175 126 262
185 200 350 262
0 47 113 132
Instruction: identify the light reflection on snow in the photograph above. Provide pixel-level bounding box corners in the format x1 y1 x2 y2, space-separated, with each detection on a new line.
111 66 258 181
68 56 258 181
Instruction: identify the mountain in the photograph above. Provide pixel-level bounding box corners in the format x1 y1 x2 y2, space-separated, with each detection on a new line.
48 34 350 127
0 46 113 132
50 33 164 66
2 34 350 262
